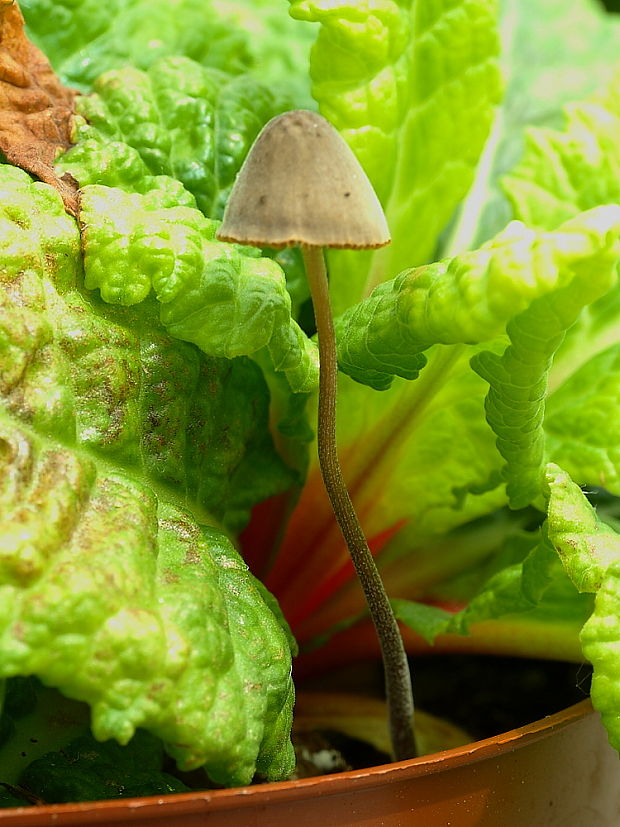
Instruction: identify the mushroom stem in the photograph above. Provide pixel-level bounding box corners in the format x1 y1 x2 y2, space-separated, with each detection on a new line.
301 244 417 762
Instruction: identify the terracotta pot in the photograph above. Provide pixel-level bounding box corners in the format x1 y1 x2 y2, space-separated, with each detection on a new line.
0 699 618 826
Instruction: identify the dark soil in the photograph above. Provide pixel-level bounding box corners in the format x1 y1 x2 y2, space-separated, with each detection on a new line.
410 655 592 741
300 654 592 749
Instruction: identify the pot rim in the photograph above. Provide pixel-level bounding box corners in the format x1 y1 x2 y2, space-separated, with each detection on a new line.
0 698 595 823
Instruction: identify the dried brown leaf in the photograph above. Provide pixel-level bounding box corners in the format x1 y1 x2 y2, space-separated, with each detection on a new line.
0 0 78 214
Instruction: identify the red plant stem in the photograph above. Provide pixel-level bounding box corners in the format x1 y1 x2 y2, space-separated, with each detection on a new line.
302 244 417 762
287 518 408 629
295 614 586 681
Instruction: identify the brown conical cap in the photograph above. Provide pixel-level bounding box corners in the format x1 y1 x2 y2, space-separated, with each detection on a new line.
217 110 390 250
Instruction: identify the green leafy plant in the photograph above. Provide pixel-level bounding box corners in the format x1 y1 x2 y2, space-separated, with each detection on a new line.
1 0 620 803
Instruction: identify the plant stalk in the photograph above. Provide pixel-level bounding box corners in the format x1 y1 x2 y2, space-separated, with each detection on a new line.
302 244 417 761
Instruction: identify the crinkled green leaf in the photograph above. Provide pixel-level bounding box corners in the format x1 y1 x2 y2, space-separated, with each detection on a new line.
336 207 620 391
392 530 590 647
444 0 620 255
61 136 198 210
279 3 620 638
78 185 318 394
21 0 252 92
56 58 313 383
0 167 297 532
508 72 620 503
23 0 316 107
499 69 620 466
546 344 620 495
288 0 501 314
0 415 295 786
59 58 290 219
545 463 620 753
0 165 297 785
484 70 620 504
276 208 620 633
545 464 620 592
580 570 620 754
446 533 586 634
250 349 314 484
503 72 620 232
472 209 620 509
390 600 453 645
0 680 192 802
333 205 620 510
212 0 317 107
21 731 189 804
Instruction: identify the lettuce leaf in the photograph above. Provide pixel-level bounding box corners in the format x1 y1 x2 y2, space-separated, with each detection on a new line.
503 71 620 232
59 57 291 219
545 345 620 494
0 423 295 785
8 0 620 777
444 0 620 255
77 185 318 394
500 70 620 380
54 56 319 397
21 0 316 110
336 208 620 390
334 205 619 512
0 680 191 802
1 165 299 531
21 0 252 91
0 165 296 785
288 0 502 314
211 0 317 107
392 529 592 650
274 204 620 643
20 731 190 803
545 463 620 751
472 209 620 508
499 71 620 499
263 5 620 654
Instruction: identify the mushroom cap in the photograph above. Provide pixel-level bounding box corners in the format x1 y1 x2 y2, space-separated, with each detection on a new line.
216 110 390 250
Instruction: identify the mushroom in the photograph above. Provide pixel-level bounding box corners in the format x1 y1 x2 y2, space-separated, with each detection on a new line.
217 109 416 762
